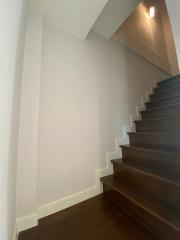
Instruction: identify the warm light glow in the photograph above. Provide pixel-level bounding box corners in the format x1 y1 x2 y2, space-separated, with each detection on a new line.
149 6 155 18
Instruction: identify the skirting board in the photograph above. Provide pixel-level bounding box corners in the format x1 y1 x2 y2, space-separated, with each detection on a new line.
16 213 38 234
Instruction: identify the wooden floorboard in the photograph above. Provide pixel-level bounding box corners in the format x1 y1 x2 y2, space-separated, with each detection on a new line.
18 194 157 240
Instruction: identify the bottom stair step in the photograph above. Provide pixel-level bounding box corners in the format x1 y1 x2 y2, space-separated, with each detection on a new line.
101 175 180 240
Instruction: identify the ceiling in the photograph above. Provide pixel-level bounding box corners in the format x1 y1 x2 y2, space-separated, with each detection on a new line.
31 0 140 39
31 0 109 39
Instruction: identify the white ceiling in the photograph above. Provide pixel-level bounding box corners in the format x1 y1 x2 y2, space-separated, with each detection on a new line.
93 0 140 39
31 0 140 40
31 0 109 39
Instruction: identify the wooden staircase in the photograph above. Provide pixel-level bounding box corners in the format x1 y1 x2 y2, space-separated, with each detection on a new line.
101 74 180 240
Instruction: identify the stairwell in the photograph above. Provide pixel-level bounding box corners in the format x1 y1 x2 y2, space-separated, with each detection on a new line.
101 74 180 240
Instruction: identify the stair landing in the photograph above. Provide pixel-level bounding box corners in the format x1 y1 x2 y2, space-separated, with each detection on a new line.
18 195 157 240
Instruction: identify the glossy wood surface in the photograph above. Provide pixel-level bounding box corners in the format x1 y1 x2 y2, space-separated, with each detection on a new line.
101 75 180 239
18 195 157 240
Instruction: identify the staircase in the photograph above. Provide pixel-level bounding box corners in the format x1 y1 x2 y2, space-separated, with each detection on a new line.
101 74 180 240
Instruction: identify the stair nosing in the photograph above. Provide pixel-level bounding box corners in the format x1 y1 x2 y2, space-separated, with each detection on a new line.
101 175 180 231
120 144 180 157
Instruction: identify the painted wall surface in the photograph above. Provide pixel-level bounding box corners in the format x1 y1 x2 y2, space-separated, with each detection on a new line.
37 21 167 207
113 0 173 74
165 0 180 69
0 0 28 239
16 9 44 220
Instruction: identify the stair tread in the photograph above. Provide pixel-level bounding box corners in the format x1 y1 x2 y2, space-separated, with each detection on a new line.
151 85 180 98
128 131 180 135
101 174 180 230
120 144 180 157
156 81 180 91
135 117 180 123
147 93 180 104
111 160 180 186
141 103 180 113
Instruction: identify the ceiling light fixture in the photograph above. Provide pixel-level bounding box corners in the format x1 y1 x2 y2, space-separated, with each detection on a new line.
149 6 155 18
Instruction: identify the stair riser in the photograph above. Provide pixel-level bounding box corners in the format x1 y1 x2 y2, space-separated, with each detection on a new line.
112 165 180 209
146 95 180 109
141 105 180 119
135 119 180 132
129 133 180 152
154 81 180 94
103 184 180 240
150 88 180 100
121 146 180 182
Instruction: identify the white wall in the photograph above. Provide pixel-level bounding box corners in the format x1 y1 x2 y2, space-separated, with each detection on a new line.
16 9 44 222
37 21 167 207
165 0 180 68
0 0 28 240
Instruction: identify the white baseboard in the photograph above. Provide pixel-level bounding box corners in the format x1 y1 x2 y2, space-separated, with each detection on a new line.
16 213 38 234
38 182 101 219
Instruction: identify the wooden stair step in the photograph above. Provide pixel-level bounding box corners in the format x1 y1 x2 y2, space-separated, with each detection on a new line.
128 132 180 152
141 103 180 119
150 93 180 103
146 94 180 109
110 163 180 208
157 74 180 87
101 174 180 240
135 117 180 132
121 145 180 182
154 81 180 94
150 87 180 101
100 75 180 240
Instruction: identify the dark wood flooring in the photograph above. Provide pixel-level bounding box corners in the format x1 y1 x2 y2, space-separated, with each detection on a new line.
18 194 157 240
